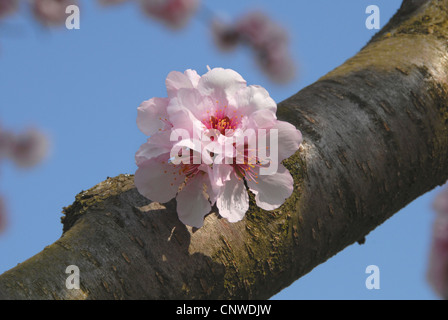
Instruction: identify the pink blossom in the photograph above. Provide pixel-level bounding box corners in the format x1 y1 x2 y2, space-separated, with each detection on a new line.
31 0 78 26
212 11 296 83
140 0 199 30
0 0 18 19
428 185 448 299
135 67 302 228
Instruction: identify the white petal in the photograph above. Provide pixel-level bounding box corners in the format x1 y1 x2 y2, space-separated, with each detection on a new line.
248 108 277 129
167 91 207 134
177 88 212 121
137 97 170 136
184 69 201 87
134 154 184 203
234 85 277 116
217 176 249 223
211 164 233 187
166 71 195 97
197 67 247 106
176 174 212 228
247 164 293 211
201 166 219 206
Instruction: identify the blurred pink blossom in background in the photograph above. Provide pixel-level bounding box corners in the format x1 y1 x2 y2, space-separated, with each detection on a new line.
9 128 49 168
0 126 49 168
0 126 49 233
0 0 18 19
427 184 448 299
211 19 240 51
212 11 296 84
31 0 78 26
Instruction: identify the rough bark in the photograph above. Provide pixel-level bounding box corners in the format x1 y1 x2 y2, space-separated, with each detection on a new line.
1 0 448 300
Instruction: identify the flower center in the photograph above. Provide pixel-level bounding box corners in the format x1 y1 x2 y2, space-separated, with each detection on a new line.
202 107 242 135
199 105 262 184
209 115 232 135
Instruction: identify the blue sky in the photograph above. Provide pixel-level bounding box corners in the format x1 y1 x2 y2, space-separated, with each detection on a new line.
0 0 441 299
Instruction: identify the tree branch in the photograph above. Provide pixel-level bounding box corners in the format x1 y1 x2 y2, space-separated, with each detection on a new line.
1 0 447 299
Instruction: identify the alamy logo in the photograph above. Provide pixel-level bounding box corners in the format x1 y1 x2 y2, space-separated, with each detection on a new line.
365 5 380 30
365 265 380 290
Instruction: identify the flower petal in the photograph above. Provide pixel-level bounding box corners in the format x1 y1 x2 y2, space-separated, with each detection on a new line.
176 173 212 228
248 108 277 129
167 89 208 134
235 85 277 116
11 128 49 168
200 165 219 206
247 164 293 211
210 164 233 187
274 120 302 161
135 130 173 165
137 97 170 136
166 70 198 98
217 176 249 223
134 154 184 203
0 0 18 19
184 69 201 87
32 0 76 26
